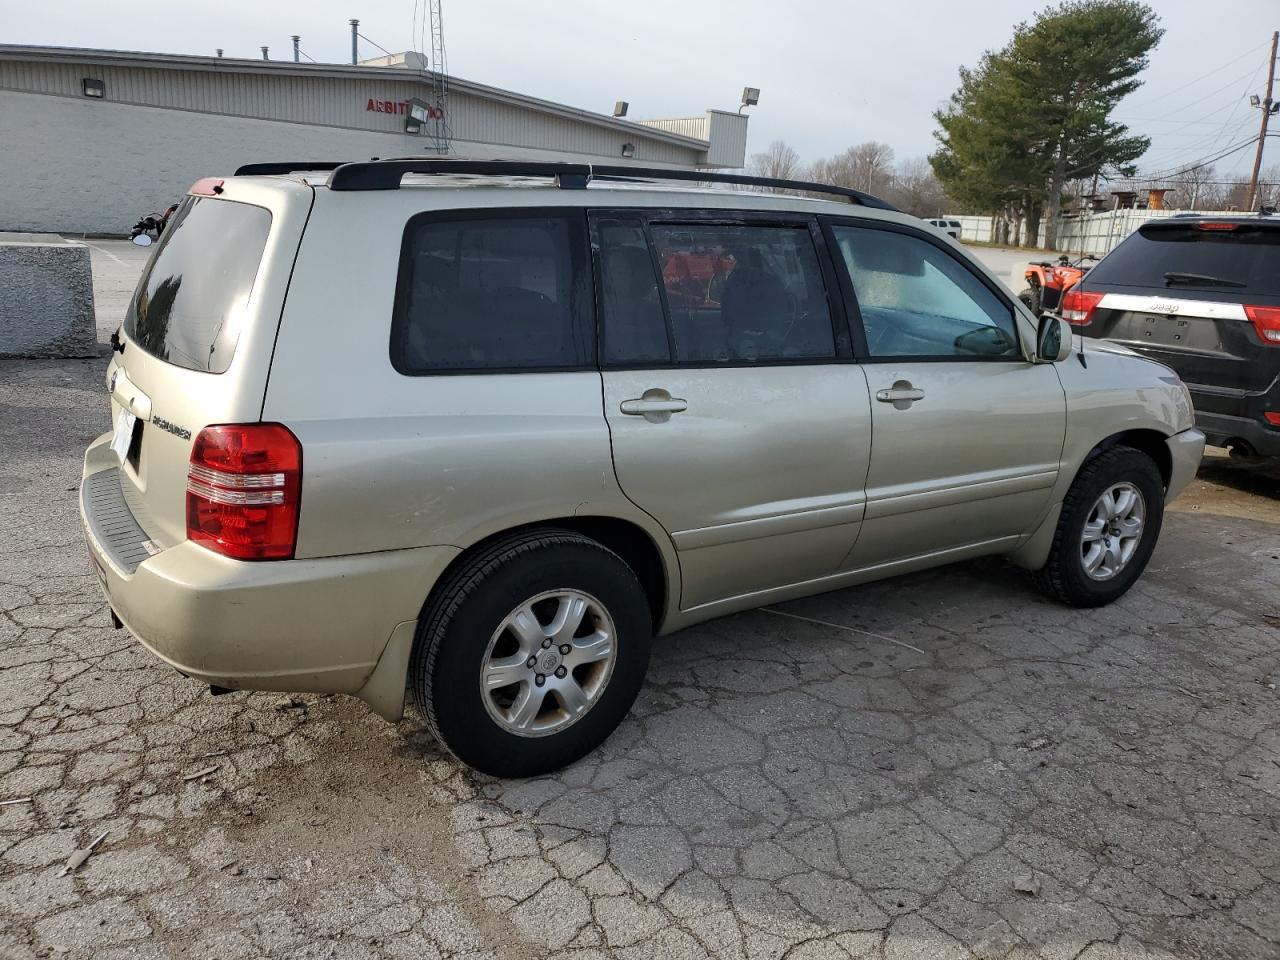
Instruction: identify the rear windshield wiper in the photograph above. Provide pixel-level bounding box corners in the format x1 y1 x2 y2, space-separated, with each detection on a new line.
1162 271 1246 288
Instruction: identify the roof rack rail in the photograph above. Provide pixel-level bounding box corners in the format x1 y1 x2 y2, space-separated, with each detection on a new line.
324 159 897 210
234 161 353 176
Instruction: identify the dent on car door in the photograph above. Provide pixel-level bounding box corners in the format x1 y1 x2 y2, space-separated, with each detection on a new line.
827 221 1066 569
593 213 873 610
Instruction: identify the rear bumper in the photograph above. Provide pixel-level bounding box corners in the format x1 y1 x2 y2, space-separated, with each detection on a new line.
1194 411 1280 457
79 433 458 700
1165 428 1206 502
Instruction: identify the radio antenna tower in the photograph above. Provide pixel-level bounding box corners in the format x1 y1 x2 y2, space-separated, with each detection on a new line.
426 0 451 153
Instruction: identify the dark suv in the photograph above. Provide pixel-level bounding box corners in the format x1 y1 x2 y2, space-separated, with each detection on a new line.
1059 214 1280 458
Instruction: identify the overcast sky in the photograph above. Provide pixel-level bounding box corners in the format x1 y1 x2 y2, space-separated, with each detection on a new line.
4 0 1275 180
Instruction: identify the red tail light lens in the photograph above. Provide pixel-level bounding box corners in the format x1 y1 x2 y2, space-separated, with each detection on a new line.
1196 222 1238 231
1061 286 1104 326
186 424 302 560
1265 412 1280 426
1244 305 1280 345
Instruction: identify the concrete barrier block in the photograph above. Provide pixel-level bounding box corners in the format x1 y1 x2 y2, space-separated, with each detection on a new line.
0 234 97 358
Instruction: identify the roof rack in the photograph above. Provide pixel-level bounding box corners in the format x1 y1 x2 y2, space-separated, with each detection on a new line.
320 159 897 210
234 161 353 176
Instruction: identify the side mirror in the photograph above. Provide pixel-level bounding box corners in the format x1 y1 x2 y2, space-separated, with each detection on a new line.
1036 314 1072 362
131 234 153 247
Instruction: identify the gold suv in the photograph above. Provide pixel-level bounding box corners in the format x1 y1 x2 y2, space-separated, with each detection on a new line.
81 161 1204 776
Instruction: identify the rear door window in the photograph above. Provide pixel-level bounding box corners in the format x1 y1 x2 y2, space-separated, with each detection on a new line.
393 212 592 373
125 197 272 373
1087 223 1280 295
645 223 836 363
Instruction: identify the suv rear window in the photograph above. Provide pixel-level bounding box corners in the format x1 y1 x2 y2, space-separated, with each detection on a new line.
393 212 592 373
1087 222 1280 295
125 197 272 374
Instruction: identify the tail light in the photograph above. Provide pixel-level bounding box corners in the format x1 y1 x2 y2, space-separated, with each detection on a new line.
186 424 302 560
1244 305 1280 345
1061 286 1104 326
1265 412 1280 426
1196 222 1239 231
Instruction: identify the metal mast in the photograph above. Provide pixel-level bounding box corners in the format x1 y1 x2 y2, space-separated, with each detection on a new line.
426 0 451 153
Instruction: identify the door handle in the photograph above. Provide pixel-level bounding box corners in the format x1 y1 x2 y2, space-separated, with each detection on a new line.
875 381 925 409
619 393 687 423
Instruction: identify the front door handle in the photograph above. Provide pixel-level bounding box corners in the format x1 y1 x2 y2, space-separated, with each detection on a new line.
875 381 925 410
620 391 687 423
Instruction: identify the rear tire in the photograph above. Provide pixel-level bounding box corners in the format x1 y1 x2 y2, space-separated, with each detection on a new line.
410 529 652 777
1032 447 1164 608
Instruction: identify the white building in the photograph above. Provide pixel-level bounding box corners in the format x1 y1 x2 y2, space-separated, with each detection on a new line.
0 44 750 234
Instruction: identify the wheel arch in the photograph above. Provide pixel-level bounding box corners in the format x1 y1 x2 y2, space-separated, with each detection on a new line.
1090 428 1173 488
419 515 674 633
1007 426 1172 572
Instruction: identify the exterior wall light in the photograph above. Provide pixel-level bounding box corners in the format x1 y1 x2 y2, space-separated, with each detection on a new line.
405 98 429 135
621 142 635 158
739 86 760 113
82 78 105 99
613 101 629 118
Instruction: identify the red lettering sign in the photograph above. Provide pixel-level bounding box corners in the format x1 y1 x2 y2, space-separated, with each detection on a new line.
364 98 445 119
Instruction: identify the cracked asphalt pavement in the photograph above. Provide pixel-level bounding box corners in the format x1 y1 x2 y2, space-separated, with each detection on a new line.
1 241 1278 959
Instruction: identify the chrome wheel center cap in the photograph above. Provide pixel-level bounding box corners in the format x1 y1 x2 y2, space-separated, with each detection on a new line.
537 650 562 674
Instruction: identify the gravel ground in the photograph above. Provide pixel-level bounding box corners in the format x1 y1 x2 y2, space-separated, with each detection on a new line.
0 241 1276 960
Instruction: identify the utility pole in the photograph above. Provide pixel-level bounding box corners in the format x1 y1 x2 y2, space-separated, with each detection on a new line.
1246 30 1278 212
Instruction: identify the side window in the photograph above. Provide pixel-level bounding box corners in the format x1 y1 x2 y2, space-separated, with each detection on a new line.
832 225 1019 359
647 223 836 363
393 214 590 373
597 220 671 365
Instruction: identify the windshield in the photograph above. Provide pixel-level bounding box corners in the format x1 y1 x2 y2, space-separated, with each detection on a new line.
1087 223 1280 295
124 197 272 373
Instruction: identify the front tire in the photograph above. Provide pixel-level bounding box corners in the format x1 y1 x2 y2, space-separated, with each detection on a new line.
410 529 652 777
1033 446 1164 607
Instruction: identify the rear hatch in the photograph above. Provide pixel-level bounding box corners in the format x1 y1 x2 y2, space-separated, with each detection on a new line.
1075 219 1280 396
104 177 313 548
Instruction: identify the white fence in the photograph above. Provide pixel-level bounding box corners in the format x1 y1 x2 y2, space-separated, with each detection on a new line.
944 208 1246 256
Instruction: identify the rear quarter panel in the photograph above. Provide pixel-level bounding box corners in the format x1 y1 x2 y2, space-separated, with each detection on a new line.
103 178 314 545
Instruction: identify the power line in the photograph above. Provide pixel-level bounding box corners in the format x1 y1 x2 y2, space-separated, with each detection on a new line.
1204 43 1272 161
1134 64 1266 123
1119 36 1271 111
1138 135 1261 182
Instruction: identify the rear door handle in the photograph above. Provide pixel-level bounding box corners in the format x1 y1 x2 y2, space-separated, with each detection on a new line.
620 396 687 422
875 382 925 409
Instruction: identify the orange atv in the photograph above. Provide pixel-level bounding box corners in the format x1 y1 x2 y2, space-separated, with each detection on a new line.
1019 253 1098 315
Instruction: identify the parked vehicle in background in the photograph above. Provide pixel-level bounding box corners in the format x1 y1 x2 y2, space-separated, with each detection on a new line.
81 160 1202 777
925 217 963 239
1058 214 1280 460
1019 253 1098 315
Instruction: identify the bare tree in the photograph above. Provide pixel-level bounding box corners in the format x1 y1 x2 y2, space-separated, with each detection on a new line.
1164 163 1224 211
884 156 949 217
809 142 896 196
747 141 803 191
